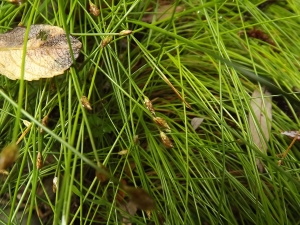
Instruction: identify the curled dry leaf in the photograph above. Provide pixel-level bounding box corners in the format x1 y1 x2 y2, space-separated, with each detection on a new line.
191 117 204 130
142 4 184 23
81 96 92 110
0 24 82 81
0 144 18 172
248 88 272 172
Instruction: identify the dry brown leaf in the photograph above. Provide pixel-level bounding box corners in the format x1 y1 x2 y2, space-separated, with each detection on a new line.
0 25 82 81
119 201 137 225
248 88 272 172
142 4 184 23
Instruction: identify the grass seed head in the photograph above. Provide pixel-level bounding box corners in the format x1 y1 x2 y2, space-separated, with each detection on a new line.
89 1 100 17
153 117 171 132
160 131 173 148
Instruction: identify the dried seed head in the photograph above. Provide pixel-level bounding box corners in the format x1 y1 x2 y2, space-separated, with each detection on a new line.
53 177 58 193
0 144 19 171
146 210 151 219
160 131 173 148
40 115 49 133
118 149 128 155
100 36 113 48
36 152 43 170
81 96 92 111
153 117 171 132
144 97 155 115
89 1 100 17
122 185 156 211
23 120 31 128
119 30 132 36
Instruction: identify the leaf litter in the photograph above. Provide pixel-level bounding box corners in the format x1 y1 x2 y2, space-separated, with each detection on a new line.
248 87 272 172
0 24 82 80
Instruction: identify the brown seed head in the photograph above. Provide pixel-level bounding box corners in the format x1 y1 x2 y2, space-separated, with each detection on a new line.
81 96 92 111
153 117 171 132
160 131 173 148
119 30 132 36
36 152 43 170
89 1 100 17
144 97 155 115
100 36 113 48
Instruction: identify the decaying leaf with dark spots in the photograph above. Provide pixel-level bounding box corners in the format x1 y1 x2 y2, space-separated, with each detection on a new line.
0 24 82 81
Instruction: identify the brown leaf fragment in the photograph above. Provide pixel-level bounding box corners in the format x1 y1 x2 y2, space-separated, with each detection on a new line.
100 36 113 48
81 96 92 110
0 24 82 81
122 185 156 211
89 1 100 17
0 144 18 171
160 131 173 148
142 4 184 23
153 117 171 132
96 164 109 183
119 200 137 225
248 88 272 172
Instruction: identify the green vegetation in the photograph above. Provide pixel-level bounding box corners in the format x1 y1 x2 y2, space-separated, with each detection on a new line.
0 0 300 224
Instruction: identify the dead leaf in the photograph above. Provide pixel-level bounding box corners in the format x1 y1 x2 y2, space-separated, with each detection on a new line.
0 25 82 81
0 144 19 171
119 201 137 225
248 88 272 172
122 185 156 211
281 131 300 140
142 4 184 23
191 117 204 130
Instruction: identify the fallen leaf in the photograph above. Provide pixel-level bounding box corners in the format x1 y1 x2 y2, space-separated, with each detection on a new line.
142 4 184 23
281 131 300 140
191 117 204 130
0 24 82 80
119 201 137 225
122 185 156 211
0 144 19 171
248 88 272 172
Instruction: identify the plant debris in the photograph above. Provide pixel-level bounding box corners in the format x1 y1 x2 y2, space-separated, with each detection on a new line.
0 24 82 80
248 87 272 172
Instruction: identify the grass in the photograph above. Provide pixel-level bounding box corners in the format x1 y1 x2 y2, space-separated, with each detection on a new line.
0 0 300 224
